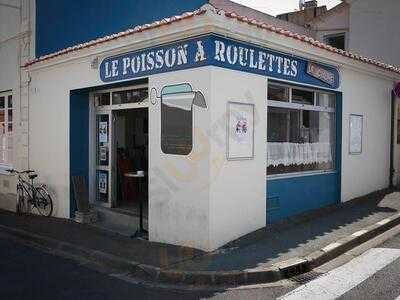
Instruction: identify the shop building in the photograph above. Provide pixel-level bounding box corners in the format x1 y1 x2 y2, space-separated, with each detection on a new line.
15 4 400 251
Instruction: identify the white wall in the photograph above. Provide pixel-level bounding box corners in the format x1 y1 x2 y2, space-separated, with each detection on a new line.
208 67 266 249
348 0 400 66
29 58 102 218
0 0 34 211
148 67 212 250
341 67 393 201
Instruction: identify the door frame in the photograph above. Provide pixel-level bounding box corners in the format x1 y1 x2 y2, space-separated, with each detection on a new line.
89 84 149 208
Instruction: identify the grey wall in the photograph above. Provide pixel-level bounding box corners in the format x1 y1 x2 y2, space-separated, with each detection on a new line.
348 0 400 66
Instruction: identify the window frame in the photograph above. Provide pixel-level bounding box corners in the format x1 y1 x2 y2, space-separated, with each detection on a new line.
266 81 337 179
323 32 346 51
0 90 14 170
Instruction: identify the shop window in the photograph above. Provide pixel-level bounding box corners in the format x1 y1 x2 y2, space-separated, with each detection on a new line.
267 83 336 175
94 93 110 106
268 84 289 102
0 92 13 167
292 88 314 105
112 88 148 105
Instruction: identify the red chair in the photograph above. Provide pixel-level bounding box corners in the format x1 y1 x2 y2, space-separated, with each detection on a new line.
117 155 136 203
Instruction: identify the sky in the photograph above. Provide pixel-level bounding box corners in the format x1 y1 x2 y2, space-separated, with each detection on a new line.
230 0 342 17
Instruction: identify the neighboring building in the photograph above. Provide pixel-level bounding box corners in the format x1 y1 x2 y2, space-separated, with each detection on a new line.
277 0 327 27
0 0 35 210
2 0 400 251
308 2 349 51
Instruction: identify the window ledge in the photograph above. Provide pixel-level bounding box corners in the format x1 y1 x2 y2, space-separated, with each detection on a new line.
267 169 337 181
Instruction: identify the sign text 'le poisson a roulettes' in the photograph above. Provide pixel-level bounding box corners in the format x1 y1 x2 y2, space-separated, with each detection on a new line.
100 35 339 89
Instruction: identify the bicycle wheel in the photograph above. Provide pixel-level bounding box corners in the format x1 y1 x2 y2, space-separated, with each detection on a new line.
35 186 53 217
16 185 27 214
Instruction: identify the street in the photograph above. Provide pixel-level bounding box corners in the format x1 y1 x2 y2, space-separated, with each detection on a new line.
3 230 400 300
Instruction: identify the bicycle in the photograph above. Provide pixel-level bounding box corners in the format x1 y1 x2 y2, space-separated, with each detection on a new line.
7 169 54 217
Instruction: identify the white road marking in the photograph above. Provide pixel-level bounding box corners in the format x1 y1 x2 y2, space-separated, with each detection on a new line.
278 248 400 300
352 229 368 237
322 242 341 252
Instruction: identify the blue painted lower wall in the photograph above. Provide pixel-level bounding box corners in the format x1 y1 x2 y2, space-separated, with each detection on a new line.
69 90 89 218
266 172 340 223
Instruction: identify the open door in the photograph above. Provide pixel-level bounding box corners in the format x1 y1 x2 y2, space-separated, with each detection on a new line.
95 112 114 207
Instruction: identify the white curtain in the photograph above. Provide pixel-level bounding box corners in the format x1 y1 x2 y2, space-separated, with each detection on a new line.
267 142 333 167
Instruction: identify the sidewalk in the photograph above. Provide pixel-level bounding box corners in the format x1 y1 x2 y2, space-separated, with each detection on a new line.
1 188 400 285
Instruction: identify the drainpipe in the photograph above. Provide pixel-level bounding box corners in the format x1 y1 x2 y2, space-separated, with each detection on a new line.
389 90 396 189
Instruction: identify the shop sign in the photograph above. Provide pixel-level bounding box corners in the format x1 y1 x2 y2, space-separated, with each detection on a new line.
307 62 336 87
100 34 340 89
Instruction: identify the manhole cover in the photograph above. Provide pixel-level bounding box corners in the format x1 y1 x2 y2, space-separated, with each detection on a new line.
290 271 324 284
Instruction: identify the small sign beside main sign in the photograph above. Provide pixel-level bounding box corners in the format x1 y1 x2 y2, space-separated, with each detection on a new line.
100 34 340 89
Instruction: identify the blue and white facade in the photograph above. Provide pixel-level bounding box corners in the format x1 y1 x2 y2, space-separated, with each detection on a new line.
2 2 400 251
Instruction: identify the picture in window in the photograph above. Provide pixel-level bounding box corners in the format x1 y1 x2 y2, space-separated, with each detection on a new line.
157 83 207 155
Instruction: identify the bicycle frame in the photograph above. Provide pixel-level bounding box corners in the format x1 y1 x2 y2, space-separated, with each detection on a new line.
17 174 37 206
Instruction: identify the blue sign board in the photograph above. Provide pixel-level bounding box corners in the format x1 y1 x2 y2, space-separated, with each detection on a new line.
100 34 340 89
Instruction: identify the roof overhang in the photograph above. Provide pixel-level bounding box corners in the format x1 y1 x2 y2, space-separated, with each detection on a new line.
25 4 400 81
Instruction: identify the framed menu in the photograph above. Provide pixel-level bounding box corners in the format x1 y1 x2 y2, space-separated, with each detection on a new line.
227 102 255 160
349 114 363 154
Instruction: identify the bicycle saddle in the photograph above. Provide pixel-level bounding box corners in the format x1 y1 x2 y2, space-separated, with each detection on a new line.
28 174 38 179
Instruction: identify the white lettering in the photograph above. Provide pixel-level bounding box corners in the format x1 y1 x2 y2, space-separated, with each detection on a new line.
258 51 267 71
111 60 119 77
131 56 141 73
155 49 164 69
275 56 284 74
104 62 112 78
177 45 188 65
122 57 131 75
249 49 258 69
226 45 238 65
141 53 147 72
165 48 176 67
239 47 248 67
214 40 225 62
195 41 206 62
147 51 155 70
283 58 291 75
267 54 275 72
291 60 298 77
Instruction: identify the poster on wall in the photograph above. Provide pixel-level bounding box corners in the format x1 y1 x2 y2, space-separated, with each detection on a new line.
227 102 254 160
99 122 108 143
98 172 107 194
99 146 107 161
349 114 363 154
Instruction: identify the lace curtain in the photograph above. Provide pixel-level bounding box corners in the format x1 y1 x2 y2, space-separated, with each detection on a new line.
267 142 333 167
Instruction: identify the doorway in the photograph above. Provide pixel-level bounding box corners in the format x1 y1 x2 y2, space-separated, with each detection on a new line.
114 108 148 212
91 85 149 222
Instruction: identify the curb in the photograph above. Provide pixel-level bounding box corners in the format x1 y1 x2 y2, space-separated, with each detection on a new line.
1 212 400 286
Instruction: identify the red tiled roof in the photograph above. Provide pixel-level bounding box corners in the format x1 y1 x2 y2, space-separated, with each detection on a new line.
25 4 400 76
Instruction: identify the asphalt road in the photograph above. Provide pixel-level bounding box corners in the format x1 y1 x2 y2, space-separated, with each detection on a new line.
0 235 293 300
4 231 400 300
277 232 400 300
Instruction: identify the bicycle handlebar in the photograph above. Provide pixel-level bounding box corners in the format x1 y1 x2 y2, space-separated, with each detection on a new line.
6 169 35 174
